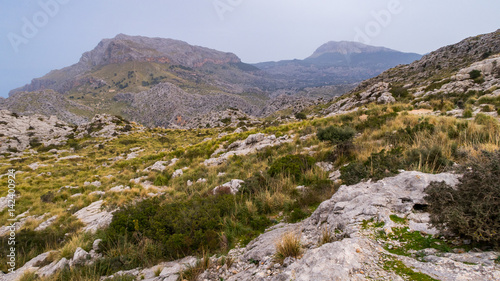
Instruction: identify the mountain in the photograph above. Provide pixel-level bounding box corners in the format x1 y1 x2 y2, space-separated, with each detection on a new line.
9 34 268 96
253 41 421 88
4 36 421 127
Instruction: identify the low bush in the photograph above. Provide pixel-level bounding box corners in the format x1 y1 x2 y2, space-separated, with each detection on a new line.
425 150 500 246
317 125 356 145
294 112 307 120
268 154 315 182
406 146 451 172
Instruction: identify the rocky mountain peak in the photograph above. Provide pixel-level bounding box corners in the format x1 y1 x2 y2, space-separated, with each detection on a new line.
308 41 394 58
78 34 241 69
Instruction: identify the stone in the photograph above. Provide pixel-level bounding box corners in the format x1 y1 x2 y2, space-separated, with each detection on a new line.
35 215 58 231
316 162 334 172
109 185 130 192
212 179 244 195
37 258 68 277
172 169 183 178
143 160 170 172
70 247 89 267
73 200 113 233
204 134 294 166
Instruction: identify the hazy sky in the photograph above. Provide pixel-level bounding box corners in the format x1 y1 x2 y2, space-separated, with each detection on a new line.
1 0 499 97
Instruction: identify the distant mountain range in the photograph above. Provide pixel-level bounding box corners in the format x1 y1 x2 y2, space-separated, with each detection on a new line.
3 34 422 127
254 41 421 88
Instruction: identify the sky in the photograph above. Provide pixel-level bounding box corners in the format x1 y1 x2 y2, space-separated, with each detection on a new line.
0 0 499 98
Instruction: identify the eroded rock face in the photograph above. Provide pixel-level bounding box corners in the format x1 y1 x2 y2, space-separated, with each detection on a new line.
196 171 500 280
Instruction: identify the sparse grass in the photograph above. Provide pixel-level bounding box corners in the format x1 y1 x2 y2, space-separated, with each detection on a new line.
382 255 439 281
390 214 408 224
318 226 335 246
178 252 211 281
274 232 302 264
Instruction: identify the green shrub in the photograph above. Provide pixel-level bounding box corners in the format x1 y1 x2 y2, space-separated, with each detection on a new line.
365 148 405 181
425 150 500 246
105 194 237 259
288 207 310 223
240 172 269 195
469 70 481 80
268 154 316 181
317 125 356 145
405 146 451 172
355 112 398 131
294 112 307 120
340 161 368 185
153 171 171 186
390 86 409 99
462 109 473 118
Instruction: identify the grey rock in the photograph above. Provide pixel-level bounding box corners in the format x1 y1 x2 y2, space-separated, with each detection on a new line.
69 247 89 267
37 258 68 277
73 200 113 233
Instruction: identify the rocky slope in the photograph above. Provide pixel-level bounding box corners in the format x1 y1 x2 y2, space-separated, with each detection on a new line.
114 82 261 128
353 29 500 93
322 30 500 119
195 171 500 281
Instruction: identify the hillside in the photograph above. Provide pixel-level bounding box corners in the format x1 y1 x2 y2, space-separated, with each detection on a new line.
0 30 499 281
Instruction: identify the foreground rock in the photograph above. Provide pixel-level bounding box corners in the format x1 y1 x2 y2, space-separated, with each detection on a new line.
197 171 500 280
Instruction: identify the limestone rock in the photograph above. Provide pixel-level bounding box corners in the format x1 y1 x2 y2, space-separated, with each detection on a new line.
37 258 68 278
204 134 294 166
73 200 113 233
69 247 89 267
35 215 58 231
172 169 183 178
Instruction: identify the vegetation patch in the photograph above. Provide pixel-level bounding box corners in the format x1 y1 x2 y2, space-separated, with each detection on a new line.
425 150 500 247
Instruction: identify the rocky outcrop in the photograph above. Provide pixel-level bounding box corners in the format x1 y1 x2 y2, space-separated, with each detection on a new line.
117 83 259 128
73 200 113 233
0 110 74 154
204 133 294 166
196 171 500 280
325 82 395 116
0 90 91 125
75 114 135 139
212 179 244 195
